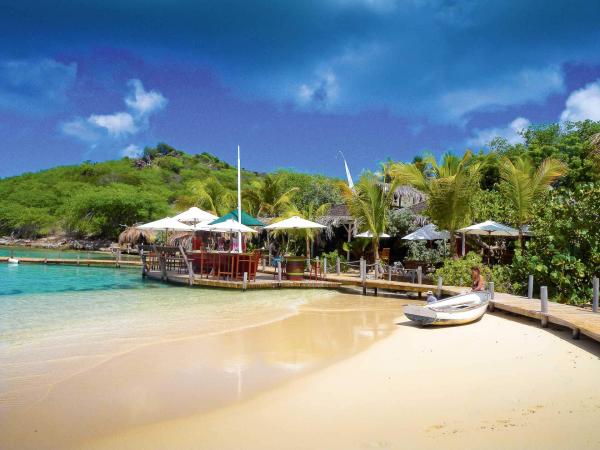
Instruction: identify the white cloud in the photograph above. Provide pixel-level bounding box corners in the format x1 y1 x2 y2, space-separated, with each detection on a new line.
467 116 531 147
297 71 339 108
440 66 564 123
60 118 101 142
89 112 137 137
0 58 77 114
121 144 143 158
125 79 167 116
560 79 600 122
60 79 166 144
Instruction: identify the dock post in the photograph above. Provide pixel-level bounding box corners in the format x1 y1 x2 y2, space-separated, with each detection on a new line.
489 281 495 300
388 266 392 282
417 266 422 285
437 276 442 298
323 258 327 279
243 272 248 291
528 275 534 299
336 257 340 275
277 260 282 284
593 277 599 313
141 254 147 277
540 286 549 328
361 259 366 295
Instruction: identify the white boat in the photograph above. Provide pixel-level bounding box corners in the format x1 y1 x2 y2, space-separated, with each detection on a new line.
403 291 490 326
7 257 19 264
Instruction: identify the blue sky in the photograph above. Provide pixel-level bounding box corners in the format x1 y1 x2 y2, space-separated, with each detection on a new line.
1 0 600 179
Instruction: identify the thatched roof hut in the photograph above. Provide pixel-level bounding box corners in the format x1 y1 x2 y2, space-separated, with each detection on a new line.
118 227 155 245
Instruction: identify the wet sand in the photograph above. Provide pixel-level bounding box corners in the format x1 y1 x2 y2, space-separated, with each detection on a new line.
1 294 408 449
86 311 600 450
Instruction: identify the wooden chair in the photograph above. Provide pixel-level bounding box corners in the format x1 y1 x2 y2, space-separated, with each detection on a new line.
216 253 235 280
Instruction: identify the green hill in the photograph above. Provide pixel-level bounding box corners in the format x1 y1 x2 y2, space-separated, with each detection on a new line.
0 143 342 240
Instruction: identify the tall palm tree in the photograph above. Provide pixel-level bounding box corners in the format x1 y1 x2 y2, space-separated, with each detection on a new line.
244 174 298 218
390 151 481 257
340 172 398 263
498 156 567 249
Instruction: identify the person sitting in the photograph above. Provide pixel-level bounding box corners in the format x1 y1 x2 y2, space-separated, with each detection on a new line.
426 290 438 304
471 266 486 291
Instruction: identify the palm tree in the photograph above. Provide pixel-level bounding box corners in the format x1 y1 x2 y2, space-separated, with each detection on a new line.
390 151 481 257
498 156 567 249
340 172 398 264
177 177 236 216
244 174 298 218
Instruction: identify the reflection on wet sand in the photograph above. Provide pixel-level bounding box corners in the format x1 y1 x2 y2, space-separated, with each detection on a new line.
1 294 410 450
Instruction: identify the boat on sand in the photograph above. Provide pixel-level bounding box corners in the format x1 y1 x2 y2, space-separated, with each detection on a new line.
403 291 490 326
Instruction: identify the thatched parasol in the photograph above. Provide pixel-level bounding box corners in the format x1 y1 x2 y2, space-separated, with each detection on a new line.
118 227 155 245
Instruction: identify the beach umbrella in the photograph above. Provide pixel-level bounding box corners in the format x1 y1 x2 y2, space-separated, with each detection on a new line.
457 220 519 237
207 219 258 234
210 210 265 227
137 217 195 232
173 207 218 224
264 216 326 230
402 224 450 241
355 230 390 238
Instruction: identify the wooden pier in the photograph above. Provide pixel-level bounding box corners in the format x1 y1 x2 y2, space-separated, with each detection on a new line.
0 256 141 267
145 269 341 290
259 267 600 345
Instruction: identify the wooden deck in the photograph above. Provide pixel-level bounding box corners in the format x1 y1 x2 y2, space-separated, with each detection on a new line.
259 267 600 344
145 270 342 290
0 256 141 267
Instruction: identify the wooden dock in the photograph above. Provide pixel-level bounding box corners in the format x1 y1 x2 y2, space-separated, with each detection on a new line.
0 256 141 267
259 267 600 344
145 270 342 290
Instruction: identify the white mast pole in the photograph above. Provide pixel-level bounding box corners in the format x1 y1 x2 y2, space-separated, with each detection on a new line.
237 145 242 253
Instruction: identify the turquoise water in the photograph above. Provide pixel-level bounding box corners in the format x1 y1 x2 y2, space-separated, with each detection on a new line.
0 245 139 261
0 263 150 296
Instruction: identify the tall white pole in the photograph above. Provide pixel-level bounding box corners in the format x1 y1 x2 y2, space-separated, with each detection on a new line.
237 145 242 253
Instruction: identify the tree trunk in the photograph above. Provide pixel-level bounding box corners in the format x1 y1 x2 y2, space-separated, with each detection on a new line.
305 236 311 258
450 232 458 259
518 229 524 252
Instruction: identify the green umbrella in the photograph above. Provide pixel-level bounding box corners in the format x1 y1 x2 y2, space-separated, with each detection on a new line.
209 210 265 227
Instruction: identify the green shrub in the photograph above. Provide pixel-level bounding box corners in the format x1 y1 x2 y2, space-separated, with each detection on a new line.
434 252 513 293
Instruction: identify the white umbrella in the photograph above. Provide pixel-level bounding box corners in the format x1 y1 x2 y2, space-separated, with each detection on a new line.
173 207 218 224
137 217 195 232
264 216 326 230
402 224 449 241
457 220 519 237
207 219 257 234
355 230 390 238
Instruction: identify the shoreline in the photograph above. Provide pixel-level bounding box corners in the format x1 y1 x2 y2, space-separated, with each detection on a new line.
1 293 409 449
86 311 600 450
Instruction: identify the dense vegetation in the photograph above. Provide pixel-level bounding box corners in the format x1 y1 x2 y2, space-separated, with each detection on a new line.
2 120 599 304
0 143 342 240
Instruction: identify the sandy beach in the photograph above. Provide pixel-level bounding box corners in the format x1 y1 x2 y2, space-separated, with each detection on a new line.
87 309 600 450
2 291 600 450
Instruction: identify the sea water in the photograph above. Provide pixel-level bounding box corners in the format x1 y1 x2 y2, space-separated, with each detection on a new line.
0 263 326 410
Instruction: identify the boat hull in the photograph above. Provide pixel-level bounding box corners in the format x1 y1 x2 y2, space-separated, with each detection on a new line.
403 291 489 326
